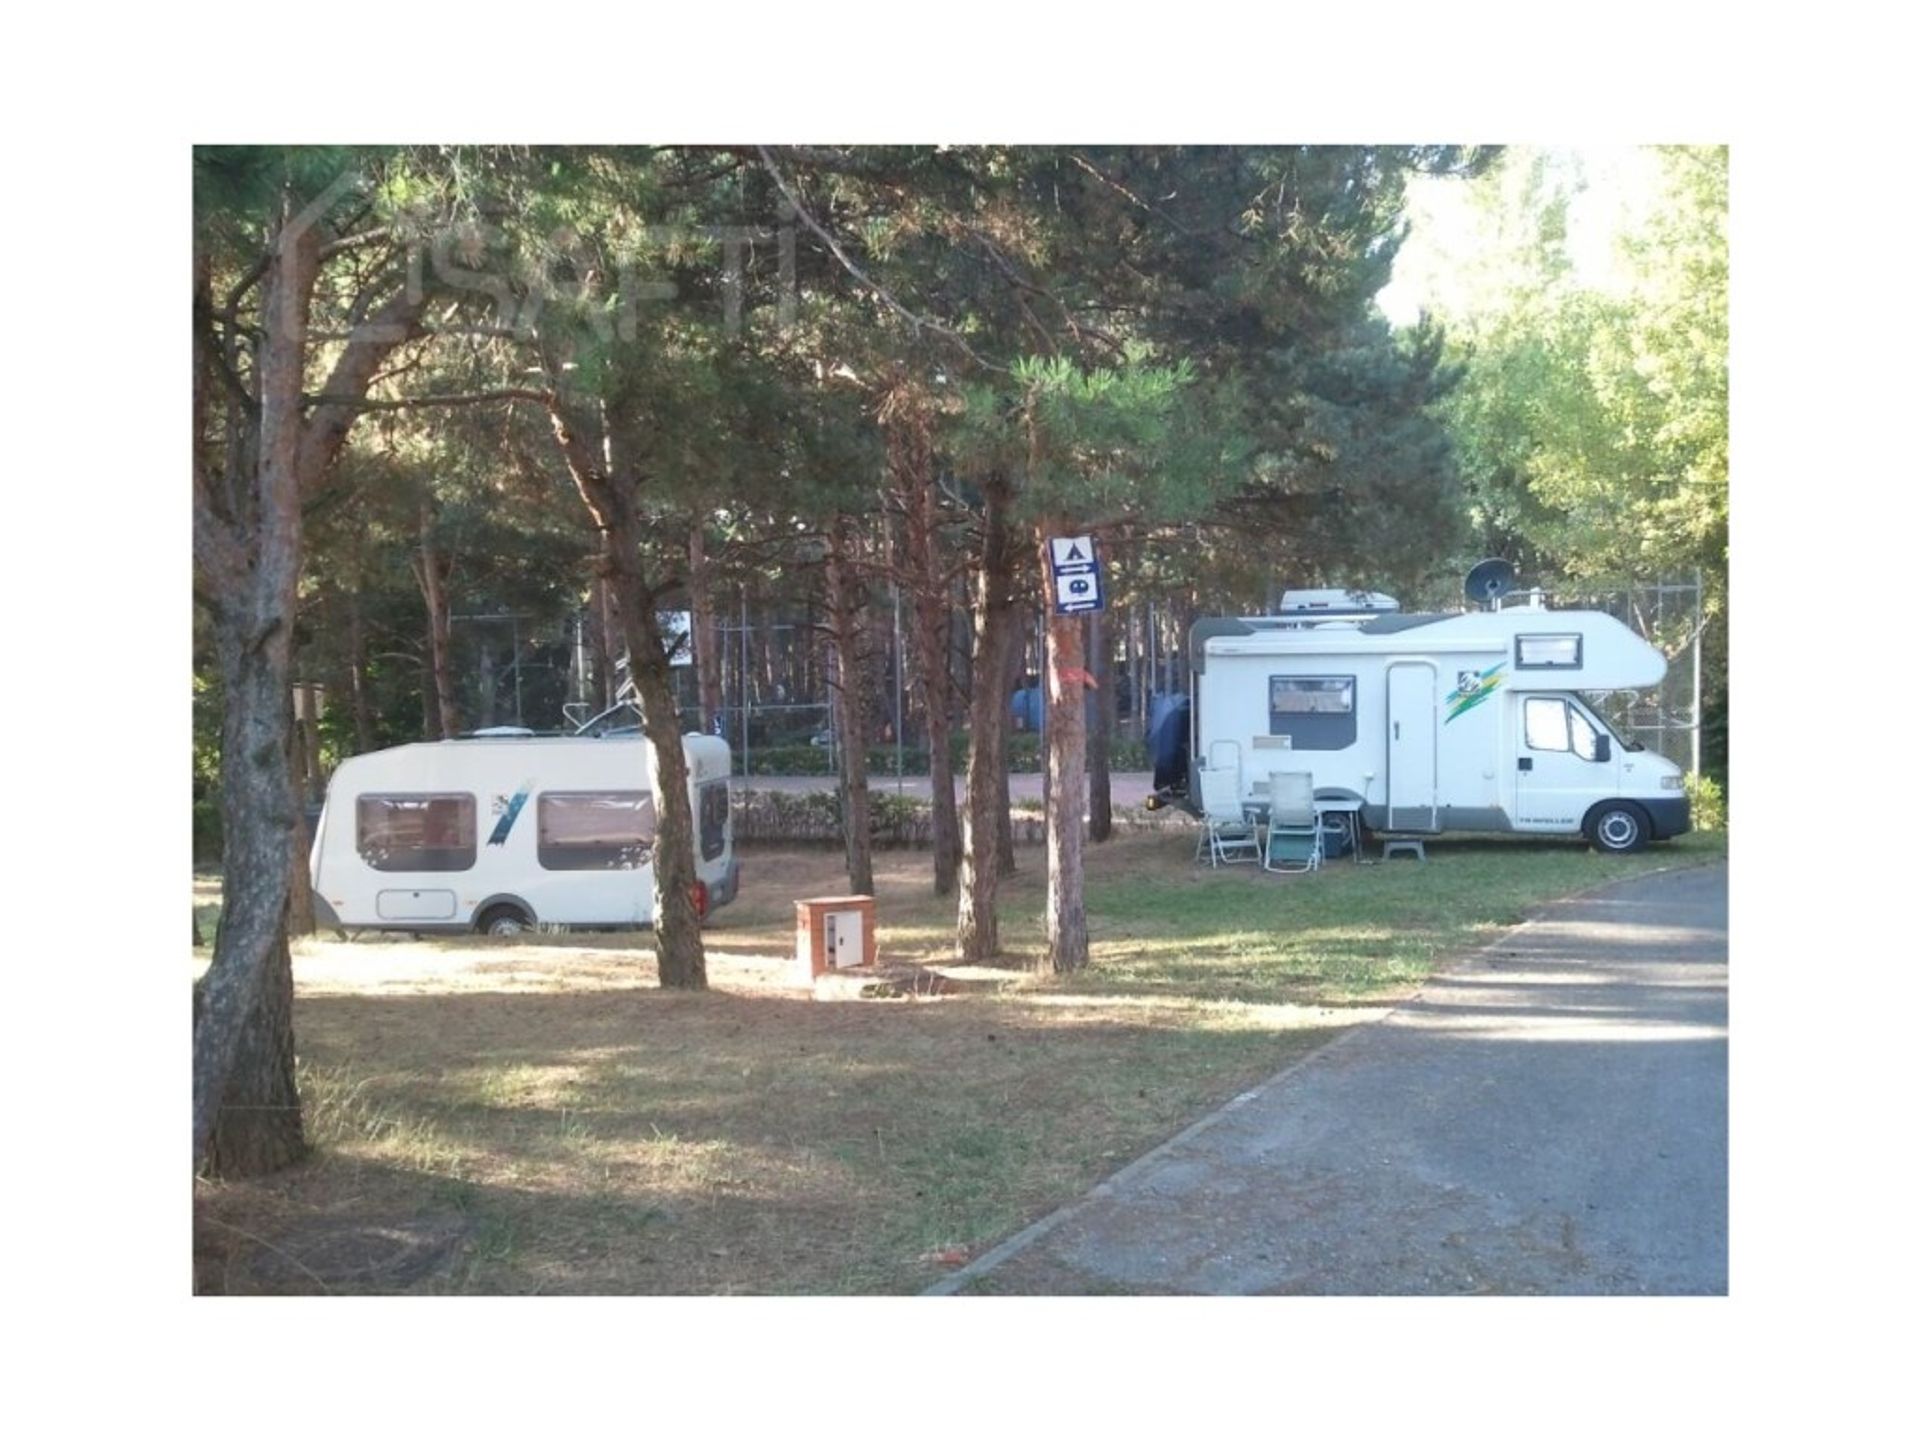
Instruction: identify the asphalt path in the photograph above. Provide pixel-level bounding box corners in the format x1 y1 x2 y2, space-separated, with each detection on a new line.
932 862 1729 1295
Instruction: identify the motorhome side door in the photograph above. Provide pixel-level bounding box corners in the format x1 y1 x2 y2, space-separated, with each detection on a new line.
1386 662 1439 831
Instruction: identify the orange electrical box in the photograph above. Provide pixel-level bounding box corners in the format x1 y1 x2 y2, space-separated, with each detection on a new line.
795 895 877 979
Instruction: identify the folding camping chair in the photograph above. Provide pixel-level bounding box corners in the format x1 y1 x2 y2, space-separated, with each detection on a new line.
1263 771 1325 873
1196 743 1261 867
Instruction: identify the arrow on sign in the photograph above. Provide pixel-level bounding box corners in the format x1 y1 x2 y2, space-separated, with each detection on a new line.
1049 536 1097 572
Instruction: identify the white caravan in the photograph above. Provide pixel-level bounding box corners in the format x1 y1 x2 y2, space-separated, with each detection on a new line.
310 733 739 935
1183 598 1691 852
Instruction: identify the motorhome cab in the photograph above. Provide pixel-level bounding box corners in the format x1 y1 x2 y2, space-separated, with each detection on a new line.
1185 594 1691 853
310 733 739 934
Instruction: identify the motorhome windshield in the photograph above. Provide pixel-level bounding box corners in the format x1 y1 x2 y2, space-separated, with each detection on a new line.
1576 693 1643 752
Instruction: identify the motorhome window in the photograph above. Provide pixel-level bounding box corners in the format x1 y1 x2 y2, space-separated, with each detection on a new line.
537 791 657 871
1581 693 1643 752
1267 676 1355 750
1568 706 1602 762
1524 697 1571 752
1516 634 1582 669
699 782 728 862
356 793 476 872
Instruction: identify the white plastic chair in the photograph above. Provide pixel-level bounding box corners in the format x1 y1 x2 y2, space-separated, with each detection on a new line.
1197 758 1260 867
1263 771 1324 873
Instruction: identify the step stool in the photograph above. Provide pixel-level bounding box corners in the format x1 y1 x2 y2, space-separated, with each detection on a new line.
1381 838 1426 862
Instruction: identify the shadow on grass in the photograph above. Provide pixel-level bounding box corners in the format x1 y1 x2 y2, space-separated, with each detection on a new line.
202 982 1341 1296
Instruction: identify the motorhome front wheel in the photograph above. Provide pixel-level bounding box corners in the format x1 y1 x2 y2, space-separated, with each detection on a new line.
1587 802 1651 855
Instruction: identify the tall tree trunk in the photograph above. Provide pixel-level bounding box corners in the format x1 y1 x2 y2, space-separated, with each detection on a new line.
346 550 375 754
688 523 723 733
957 474 1019 959
997 601 1021 876
199 927 305 1178
301 684 324 798
192 184 428 1179
191 219 319 1175
196 612 311 1175
889 401 961 895
627 606 707 990
1037 520 1090 974
286 689 316 937
824 517 875 895
589 576 617 709
415 503 460 739
544 399 707 989
476 638 497 729
1088 608 1114 842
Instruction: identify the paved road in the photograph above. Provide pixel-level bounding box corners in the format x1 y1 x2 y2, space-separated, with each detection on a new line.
933 862 1728 1296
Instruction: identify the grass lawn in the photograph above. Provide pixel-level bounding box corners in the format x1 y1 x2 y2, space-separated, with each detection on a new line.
192 825 1725 1294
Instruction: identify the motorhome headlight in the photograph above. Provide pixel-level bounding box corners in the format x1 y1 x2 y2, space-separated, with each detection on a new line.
1661 774 1685 790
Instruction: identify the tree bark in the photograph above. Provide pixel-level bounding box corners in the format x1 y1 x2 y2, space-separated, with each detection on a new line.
415 503 460 739
192 184 429 1178
628 606 708 989
199 928 305 1178
544 398 708 989
302 688 323 800
824 516 875 895
587 576 617 709
286 688 316 937
688 523 723 733
197 608 311 1174
191 217 319 1176
996 601 1021 876
889 400 961 895
1038 520 1090 974
957 474 1019 959
347 554 375 754
476 638 497 730
1088 608 1114 842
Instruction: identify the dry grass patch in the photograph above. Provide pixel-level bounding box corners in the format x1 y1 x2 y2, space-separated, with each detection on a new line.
193 827 1724 1294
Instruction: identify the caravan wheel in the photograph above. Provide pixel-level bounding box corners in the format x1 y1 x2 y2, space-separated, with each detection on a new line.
1587 802 1651 855
477 904 532 937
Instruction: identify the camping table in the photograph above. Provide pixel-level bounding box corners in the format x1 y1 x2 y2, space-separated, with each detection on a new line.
1312 798 1365 864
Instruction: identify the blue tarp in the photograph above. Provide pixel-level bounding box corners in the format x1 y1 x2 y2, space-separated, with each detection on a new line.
1147 693 1191 792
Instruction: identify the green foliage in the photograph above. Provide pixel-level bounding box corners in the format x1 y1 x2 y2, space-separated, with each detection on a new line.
1684 772 1726 832
1437 147 1728 607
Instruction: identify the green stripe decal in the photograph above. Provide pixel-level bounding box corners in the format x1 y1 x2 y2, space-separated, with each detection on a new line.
1445 662 1507 723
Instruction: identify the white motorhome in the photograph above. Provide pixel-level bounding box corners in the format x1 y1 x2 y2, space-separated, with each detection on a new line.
310 733 739 935
1182 597 1691 852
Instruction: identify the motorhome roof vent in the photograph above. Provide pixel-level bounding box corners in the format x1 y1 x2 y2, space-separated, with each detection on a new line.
1278 589 1400 614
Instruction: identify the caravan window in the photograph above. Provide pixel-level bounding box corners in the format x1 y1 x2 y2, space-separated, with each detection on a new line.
537 791 656 871
356 793 476 872
699 782 729 862
1516 634 1582 669
1268 675 1356 751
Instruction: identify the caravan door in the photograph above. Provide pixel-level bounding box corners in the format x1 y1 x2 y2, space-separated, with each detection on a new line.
1386 662 1439 831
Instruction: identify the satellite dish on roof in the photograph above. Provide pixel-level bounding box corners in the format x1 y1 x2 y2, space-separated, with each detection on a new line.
1464 558 1518 609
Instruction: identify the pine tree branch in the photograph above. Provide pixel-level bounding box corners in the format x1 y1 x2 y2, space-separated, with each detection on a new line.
305 386 554 412
755 145 1010 375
